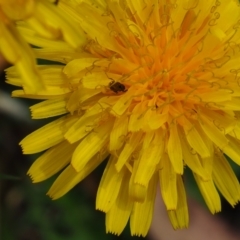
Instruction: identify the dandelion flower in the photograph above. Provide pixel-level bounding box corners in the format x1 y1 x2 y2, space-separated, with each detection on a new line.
5 0 240 236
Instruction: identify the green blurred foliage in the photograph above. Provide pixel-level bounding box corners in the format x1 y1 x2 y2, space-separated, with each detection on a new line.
2 170 145 240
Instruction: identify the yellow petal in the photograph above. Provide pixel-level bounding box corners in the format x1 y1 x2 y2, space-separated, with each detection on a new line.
128 101 146 131
81 72 110 89
144 109 168 130
63 58 98 77
26 16 61 39
126 0 152 29
65 103 106 142
28 140 78 182
201 156 214 178
47 151 108 199
218 98 240 111
96 156 124 212
193 173 221 214
34 47 88 63
201 108 236 134
223 135 240 165
141 131 155 149
200 114 229 150
20 115 77 154
12 84 71 97
115 132 143 172
0 22 44 93
199 90 232 102
183 119 211 158
37 0 87 48
180 128 210 180
213 152 240 206
168 175 189 229
17 22 73 49
6 65 66 87
130 174 157 237
30 98 67 119
106 168 133 235
110 89 134 116
229 122 240 140
159 153 177 210
64 113 102 144
66 88 102 114
134 129 164 187
70 1 129 58
167 123 183 174
71 122 113 172
0 0 35 20
128 160 147 202
109 114 128 151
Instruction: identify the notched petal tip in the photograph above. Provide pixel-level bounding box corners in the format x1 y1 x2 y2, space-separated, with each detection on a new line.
106 230 121 236
27 172 34 181
46 192 54 200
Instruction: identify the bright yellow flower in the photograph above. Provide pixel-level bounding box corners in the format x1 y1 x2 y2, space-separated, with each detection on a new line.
5 0 240 236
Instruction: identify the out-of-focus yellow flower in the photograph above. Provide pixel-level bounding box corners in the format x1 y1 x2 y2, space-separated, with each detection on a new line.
0 0 85 93
0 0 42 93
5 0 240 236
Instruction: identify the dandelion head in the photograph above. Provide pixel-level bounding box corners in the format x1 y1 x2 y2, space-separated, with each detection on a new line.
5 0 240 236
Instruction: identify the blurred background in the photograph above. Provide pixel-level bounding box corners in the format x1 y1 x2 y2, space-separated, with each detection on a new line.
1 58 240 240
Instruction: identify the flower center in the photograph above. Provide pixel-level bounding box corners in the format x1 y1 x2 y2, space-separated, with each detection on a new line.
63 1 238 132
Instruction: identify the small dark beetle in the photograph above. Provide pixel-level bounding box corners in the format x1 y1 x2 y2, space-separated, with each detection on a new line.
109 80 127 93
